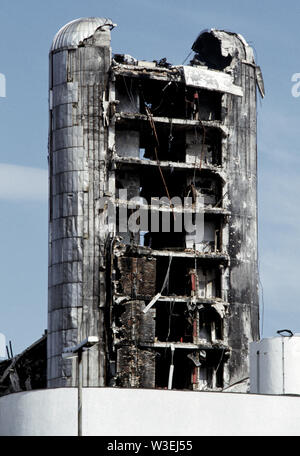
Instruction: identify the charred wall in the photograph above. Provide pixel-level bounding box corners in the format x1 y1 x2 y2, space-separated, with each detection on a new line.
221 35 260 386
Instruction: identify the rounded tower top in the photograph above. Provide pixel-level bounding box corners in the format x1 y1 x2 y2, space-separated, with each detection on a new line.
192 29 255 67
51 17 115 52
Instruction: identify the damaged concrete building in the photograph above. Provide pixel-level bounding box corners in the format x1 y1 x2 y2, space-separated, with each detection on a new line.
0 335 47 396
48 18 264 392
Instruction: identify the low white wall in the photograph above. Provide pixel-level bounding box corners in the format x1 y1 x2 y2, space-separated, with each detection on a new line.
0 388 77 436
0 387 299 436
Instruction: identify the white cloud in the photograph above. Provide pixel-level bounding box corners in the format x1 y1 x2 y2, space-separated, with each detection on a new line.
0 163 47 201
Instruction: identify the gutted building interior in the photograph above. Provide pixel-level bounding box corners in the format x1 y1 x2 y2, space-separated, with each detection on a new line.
47 18 264 392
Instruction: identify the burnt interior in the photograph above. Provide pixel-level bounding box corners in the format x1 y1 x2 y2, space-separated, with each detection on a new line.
155 303 193 343
155 348 194 390
199 307 223 341
192 32 232 70
112 63 229 391
154 347 225 390
116 75 222 121
115 121 222 165
155 257 222 298
115 165 223 203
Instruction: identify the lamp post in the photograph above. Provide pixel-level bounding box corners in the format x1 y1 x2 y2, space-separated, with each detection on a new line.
62 336 99 436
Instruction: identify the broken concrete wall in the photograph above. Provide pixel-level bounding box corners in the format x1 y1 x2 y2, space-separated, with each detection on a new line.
116 346 156 388
113 300 156 388
114 300 156 344
116 257 156 298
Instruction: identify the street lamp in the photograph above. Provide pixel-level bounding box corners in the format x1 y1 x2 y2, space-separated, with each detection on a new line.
62 336 99 436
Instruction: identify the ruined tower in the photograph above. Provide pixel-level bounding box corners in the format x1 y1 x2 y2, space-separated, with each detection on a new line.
48 19 263 391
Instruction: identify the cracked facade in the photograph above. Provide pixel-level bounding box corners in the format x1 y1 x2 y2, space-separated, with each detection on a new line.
48 18 263 392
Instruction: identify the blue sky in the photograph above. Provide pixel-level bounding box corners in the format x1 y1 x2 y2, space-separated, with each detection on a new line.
0 0 299 354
